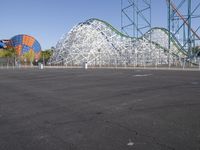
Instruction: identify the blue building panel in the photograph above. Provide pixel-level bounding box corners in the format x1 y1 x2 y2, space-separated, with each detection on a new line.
22 45 30 53
0 41 6 48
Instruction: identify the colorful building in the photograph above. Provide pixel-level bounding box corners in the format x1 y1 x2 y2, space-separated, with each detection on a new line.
0 35 41 62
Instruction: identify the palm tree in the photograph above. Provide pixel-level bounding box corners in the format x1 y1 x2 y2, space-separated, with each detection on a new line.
38 49 53 65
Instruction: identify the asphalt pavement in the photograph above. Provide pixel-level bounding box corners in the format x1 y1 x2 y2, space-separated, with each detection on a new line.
0 68 200 150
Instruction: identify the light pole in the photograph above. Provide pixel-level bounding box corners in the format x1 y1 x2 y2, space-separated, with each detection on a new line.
43 53 45 66
98 49 101 67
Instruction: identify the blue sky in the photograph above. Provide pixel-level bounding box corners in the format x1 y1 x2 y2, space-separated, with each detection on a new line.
1 0 168 49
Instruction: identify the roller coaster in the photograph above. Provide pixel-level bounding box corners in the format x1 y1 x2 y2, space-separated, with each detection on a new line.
49 0 200 67
49 18 187 66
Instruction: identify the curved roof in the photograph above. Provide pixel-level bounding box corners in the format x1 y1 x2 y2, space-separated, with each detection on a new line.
10 34 41 55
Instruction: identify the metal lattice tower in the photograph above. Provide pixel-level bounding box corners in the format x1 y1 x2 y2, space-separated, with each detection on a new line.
121 0 151 38
167 0 200 57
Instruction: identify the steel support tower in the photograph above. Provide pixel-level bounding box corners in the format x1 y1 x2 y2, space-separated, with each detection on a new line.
167 0 200 58
121 0 151 39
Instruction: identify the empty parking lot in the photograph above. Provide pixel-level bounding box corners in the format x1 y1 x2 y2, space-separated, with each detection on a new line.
0 68 200 150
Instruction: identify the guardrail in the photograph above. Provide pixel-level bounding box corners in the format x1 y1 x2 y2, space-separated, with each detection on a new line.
1 64 200 71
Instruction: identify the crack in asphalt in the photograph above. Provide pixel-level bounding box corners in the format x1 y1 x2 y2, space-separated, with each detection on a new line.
104 120 176 150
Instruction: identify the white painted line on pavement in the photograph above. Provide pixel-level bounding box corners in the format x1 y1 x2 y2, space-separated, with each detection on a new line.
133 74 152 77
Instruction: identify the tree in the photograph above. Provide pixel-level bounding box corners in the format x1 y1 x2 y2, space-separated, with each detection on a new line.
38 49 53 65
0 47 17 66
0 47 16 58
21 50 35 64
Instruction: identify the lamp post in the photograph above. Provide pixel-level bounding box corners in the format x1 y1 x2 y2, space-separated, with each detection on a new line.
43 52 45 66
98 49 101 67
